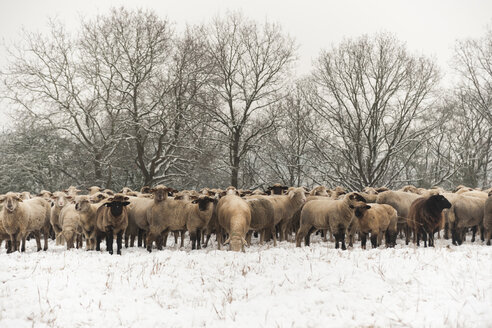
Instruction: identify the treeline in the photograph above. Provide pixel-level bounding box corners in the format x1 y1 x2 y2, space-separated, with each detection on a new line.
0 8 490 193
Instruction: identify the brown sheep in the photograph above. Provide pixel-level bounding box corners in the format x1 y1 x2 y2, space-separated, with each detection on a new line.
245 198 276 246
351 203 398 249
376 190 422 239
484 191 492 245
266 183 289 195
50 191 72 245
296 192 367 249
58 204 83 249
216 194 251 252
446 194 486 245
127 196 154 248
146 185 183 252
252 187 306 241
95 194 130 255
407 194 451 247
74 195 105 250
186 195 216 250
0 193 51 252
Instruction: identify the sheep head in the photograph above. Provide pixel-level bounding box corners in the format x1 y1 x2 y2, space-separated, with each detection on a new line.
0 192 23 212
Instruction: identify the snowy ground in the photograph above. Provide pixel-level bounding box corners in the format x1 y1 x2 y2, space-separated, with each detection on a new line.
0 235 491 328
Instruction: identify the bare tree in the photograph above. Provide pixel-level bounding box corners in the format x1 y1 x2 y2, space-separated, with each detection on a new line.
204 12 296 187
454 25 492 125
306 33 440 190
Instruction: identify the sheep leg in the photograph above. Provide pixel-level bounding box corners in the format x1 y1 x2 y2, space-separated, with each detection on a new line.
196 229 202 250
137 229 144 247
180 231 185 248
34 231 42 252
271 225 277 247
43 229 49 251
174 231 179 245
295 224 310 247
203 233 211 248
8 234 17 253
96 233 102 251
329 230 335 242
422 229 428 247
130 234 136 247
106 229 114 255
116 231 123 255
471 226 477 243
370 234 377 249
245 231 252 246
361 232 367 249
479 224 485 242
21 236 26 252
322 229 327 242
124 233 129 248
191 230 197 250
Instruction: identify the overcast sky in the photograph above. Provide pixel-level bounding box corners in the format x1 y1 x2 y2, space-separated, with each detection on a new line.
0 0 491 125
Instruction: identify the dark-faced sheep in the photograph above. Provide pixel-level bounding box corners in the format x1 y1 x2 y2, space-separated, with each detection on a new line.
296 192 367 250
407 194 451 247
186 195 216 250
351 203 398 249
96 194 130 255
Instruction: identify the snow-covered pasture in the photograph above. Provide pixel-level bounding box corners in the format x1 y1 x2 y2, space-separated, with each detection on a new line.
0 236 491 328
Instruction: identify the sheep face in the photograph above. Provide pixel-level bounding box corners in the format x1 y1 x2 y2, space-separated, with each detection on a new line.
429 194 452 211
52 192 71 208
150 185 171 202
288 188 307 204
104 199 130 217
74 196 91 212
0 193 22 212
267 184 288 195
90 192 108 203
352 204 372 218
192 196 215 211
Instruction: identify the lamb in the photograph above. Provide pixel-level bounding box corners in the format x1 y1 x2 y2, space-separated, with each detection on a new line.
296 192 367 249
96 194 130 255
58 204 83 249
351 203 398 249
484 191 492 245
185 195 216 250
407 194 451 247
245 198 276 246
0 192 51 252
216 194 251 252
50 191 72 245
74 195 105 250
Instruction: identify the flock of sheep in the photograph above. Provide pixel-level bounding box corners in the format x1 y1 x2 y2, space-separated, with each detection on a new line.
0 183 491 254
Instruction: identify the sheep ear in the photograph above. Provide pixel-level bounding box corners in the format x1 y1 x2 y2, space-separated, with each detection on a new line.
124 196 129 201
191 199 199 204
349 205 354 209
0 195 5 203
104 202 112 207
122 201 130 206
365 205 371 209
66 196 73 200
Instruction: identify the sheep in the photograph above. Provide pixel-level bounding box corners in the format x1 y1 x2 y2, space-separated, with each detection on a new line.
58 204 83 249
73 195 105 250
330 186 347 199
90 192 109 204
406 194 451 247
252 187 306 241
127 196 154 248
64 186 81 197
251 189 267 196
19 192 32 200
0 212 12 252
186 195 216 250
120 187 133 194
0 192 51 252
376 190 422 239
146 185 179 252
310 186 330 197
95 194 130 255
50 191 72 245
400 185 421 194
484 191 492 246
445 194 486 245
266 183 289 195
244 198 276 246
351 203 398 249
140 186 151 194
216 194 251 252
37 190 52 201
103 189 115 196
87 186 103 195
296 192 367 249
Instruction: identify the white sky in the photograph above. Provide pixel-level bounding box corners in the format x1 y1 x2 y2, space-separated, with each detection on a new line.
0 0 491 125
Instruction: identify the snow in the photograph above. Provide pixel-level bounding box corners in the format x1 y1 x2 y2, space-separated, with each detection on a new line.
0 236 491 328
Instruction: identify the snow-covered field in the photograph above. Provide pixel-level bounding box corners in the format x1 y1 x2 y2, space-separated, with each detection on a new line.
0 236 491 328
